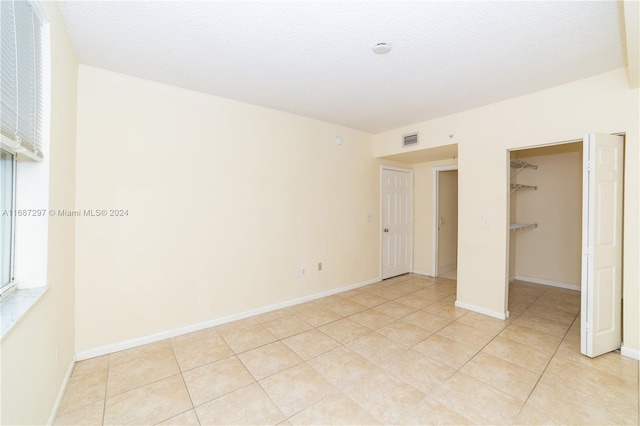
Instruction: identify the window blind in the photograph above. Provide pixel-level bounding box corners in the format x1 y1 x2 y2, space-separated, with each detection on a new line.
1 0 45 161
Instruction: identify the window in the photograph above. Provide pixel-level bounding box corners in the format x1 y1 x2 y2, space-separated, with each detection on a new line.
1 0 48 300
1 150 15 291
1 0 46 160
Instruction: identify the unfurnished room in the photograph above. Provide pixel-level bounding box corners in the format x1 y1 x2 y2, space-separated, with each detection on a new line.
0 1 639 425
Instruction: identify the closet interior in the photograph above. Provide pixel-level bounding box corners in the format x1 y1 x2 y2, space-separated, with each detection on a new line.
508 142 583 308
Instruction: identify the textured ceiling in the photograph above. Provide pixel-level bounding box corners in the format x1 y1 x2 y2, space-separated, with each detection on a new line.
57 1 626 133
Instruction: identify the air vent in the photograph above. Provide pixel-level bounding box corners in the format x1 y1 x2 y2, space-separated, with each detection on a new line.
402 132 419 147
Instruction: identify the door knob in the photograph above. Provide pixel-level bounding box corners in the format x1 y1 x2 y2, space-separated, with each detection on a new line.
383 228 389 232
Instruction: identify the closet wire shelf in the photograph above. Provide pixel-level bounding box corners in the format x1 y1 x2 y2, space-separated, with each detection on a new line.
510 183 538 193
510 158 538 178
510 223 538 232
510 157 538 232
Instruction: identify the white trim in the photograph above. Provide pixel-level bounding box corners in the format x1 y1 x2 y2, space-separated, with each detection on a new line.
411 269 433 277
0 286 48 338
514 275 580 291
455 300 507 320
620 345 640 360
438 263 456 274
380 165 414 280
432 165 458 277
47 358 75 425
75 277 381 361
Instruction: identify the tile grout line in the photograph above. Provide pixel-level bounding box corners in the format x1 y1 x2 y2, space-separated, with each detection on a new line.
236 313 371 424
510 290 580 422
232 353 290 423
66 276 611 425
250 278 442 424
55 276 456 422
274 306 408 424
101 355 110 425
419 285 571 424
369 282 476 424
168 340 200 425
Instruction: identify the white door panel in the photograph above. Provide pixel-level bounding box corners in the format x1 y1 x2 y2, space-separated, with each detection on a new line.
382 168 413 279
581 133 623 358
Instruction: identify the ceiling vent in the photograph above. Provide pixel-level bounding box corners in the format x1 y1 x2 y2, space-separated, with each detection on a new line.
402 132 419 148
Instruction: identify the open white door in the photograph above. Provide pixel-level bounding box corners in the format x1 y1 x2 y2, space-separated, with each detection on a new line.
381 167 413 279
581 133 624 358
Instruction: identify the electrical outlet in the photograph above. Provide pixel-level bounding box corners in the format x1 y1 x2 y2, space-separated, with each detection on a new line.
318 262 322 271
295 268 305 278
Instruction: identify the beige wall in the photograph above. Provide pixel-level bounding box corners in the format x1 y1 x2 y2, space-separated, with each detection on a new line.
0 2 78 424
375 68 639 353
412 159 457 274
74 66 395 354
511 144 582 286
438 170 458 272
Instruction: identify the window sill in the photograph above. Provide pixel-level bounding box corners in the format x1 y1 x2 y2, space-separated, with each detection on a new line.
0 286 49 339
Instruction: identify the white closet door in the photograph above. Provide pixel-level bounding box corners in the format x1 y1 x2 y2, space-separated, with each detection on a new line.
581 133 624 358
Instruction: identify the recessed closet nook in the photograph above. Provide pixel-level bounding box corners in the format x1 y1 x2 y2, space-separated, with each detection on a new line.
508 142 583 314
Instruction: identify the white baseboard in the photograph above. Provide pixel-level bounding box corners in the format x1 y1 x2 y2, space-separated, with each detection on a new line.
509 275 516 282
621 345 640 360
47 358 75 425
454 300 507 320
514 275 580 291
75 277 381 361
438 263 456 274
411 269 433 277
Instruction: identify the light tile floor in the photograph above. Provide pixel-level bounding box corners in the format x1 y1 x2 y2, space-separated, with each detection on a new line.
54 275 639 425
438 269 457 281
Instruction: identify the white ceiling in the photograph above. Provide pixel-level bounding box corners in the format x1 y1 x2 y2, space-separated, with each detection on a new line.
57 1 627 133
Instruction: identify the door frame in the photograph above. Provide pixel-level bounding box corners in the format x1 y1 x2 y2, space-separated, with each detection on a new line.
505 133 625 357
380 165 414 280
432 165 458 277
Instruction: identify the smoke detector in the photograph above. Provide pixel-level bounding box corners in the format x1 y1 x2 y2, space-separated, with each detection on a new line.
372 43 391 54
